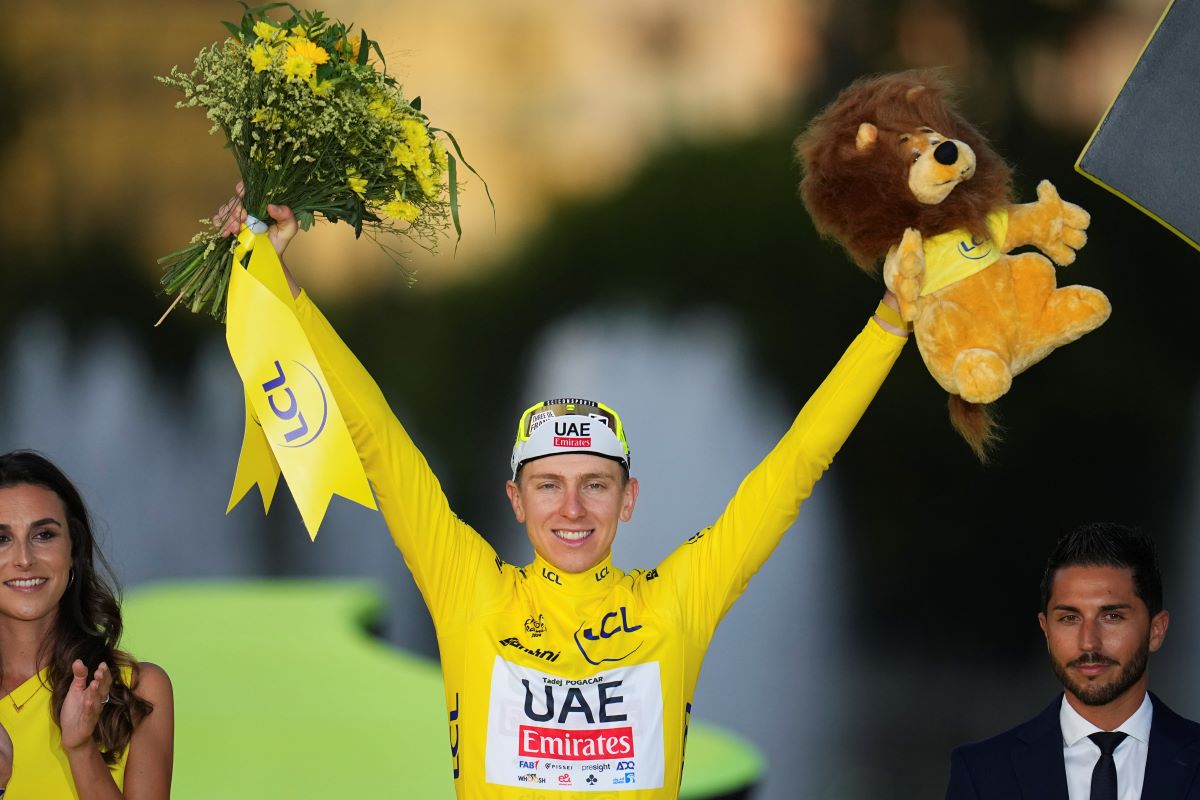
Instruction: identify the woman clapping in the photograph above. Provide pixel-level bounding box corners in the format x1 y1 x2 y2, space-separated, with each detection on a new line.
0 452 172 798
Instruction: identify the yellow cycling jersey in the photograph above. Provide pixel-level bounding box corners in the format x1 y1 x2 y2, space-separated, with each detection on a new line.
296 296 904 798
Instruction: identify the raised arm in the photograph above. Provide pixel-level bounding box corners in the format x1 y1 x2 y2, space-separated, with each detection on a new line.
220 190 504 624
656 295 907 638
294 293 506 619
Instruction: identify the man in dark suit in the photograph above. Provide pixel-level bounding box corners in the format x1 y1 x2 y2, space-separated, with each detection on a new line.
946 523 1200 799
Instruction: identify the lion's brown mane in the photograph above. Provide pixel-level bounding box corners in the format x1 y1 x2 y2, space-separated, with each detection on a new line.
797 71 1013 272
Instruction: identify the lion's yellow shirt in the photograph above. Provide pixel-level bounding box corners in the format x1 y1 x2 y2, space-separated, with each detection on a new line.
296 296 904 799
913 209 1010 296
0 667 130 798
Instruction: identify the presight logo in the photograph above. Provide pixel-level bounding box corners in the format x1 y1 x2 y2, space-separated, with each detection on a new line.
259 359 328 448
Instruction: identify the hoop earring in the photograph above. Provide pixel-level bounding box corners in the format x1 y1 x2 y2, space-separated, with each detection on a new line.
68 568 75 588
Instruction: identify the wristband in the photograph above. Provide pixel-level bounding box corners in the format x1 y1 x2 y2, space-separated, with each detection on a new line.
873 299 909 331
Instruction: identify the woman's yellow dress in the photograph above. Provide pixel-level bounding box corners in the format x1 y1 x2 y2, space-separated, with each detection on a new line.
0 667 129 798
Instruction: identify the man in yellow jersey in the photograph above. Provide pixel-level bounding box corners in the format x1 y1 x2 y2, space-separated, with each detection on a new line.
220 194 908 798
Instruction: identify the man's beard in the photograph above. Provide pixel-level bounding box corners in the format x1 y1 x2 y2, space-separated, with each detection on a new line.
1051 643 1150 706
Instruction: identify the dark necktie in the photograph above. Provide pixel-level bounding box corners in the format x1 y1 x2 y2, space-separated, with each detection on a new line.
1089 731 1129 800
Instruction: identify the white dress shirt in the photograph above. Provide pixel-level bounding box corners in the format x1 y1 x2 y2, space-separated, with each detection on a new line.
1060 692 1153 800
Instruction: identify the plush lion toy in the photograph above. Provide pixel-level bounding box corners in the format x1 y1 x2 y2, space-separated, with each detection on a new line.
797 71 1110 459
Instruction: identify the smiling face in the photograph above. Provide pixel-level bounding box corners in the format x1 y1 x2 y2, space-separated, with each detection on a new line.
506 453 639 574
1039 564 1168 710
0 483 73 625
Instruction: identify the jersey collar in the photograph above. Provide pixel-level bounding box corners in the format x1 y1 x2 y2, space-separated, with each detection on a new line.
529 552 618 595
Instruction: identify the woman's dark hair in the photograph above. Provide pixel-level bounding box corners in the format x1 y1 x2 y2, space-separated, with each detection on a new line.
0 450 152 763
1039 522 1164 617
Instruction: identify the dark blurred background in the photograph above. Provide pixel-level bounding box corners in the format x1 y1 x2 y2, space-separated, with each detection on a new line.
1 0 1197 797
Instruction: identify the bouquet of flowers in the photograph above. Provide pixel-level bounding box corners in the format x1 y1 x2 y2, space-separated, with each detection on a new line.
157 3 483 320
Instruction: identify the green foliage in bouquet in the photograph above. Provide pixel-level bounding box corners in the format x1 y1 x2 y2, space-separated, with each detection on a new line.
157 2 486 320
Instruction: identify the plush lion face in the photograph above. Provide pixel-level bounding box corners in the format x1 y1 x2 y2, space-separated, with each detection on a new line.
796 71 1013 272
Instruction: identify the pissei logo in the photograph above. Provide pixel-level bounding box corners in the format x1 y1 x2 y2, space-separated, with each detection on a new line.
260 360 329 448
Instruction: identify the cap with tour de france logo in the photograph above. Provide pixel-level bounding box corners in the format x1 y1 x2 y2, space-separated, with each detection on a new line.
510 398 631 479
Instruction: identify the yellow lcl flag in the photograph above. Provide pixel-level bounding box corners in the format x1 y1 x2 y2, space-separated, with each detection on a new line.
224 224 376 538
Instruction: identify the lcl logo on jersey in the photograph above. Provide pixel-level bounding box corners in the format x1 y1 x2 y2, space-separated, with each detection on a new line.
574 606 644 666
958 234 993 260
259 359 328 448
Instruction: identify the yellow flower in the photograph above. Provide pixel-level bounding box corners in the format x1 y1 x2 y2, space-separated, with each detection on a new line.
400 118 429 148
307 75 335 96
432 139 449 172
281 38 329 82
412 145 435 182
287 37 330 66
283 53 314 81
336 35 362 63
252 107 279 128
346 169 368 198
416 171 439 198
248 43 273 73
253 20 282 41
289 21 327 40
383 195 421 222
369 99 393 120
391 141 415 169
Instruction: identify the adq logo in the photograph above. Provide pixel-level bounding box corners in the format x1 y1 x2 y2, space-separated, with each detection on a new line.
259 360 329 448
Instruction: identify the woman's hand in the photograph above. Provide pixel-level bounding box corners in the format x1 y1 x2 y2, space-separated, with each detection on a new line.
0 718 13 786
59 660 113 753
216 182 302 298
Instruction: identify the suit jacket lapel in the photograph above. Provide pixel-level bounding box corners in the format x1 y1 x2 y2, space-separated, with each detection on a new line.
1143 693 1200 797
1011 696 1070 800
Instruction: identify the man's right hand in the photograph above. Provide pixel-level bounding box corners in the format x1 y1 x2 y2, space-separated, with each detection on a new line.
216 182 302 299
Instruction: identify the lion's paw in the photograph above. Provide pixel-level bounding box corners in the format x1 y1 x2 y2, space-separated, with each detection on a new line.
885 227 924 321
952 348 1013 405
